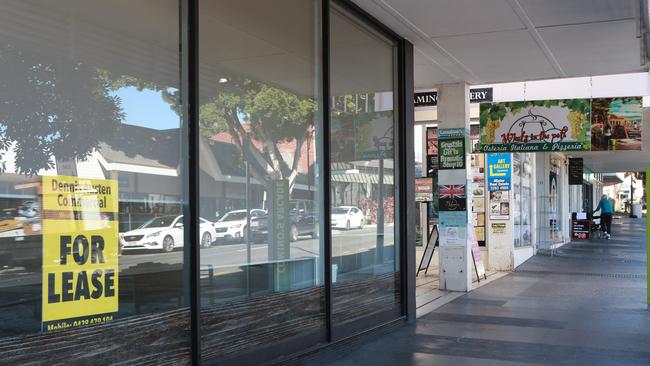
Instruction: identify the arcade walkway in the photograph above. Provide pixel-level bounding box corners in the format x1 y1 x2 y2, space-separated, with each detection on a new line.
309 218 649 365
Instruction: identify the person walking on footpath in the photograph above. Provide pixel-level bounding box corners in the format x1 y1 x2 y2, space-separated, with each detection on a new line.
594 194 614 239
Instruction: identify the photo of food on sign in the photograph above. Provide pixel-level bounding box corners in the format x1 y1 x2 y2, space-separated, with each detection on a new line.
479 99 591 152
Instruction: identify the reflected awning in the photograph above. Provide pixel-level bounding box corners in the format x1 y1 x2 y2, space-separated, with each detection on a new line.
331 173 393 185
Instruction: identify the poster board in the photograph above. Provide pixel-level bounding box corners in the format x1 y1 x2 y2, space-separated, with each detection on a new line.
417 225 439 276
470 227 486 281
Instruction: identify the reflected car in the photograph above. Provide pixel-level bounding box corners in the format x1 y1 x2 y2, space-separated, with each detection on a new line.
252 200 319 242
331 206 364 230
119 215 216 253
213 209 266 242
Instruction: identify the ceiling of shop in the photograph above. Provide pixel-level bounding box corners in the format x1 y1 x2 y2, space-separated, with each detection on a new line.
354 0 648 88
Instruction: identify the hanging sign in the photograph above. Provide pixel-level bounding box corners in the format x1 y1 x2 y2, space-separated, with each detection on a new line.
42 176 119 331
591 97 642 151
479 99 591 152
568 158 583 185
487 153 511 191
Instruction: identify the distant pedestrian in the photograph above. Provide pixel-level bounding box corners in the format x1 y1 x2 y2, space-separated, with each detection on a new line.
594 194 613 239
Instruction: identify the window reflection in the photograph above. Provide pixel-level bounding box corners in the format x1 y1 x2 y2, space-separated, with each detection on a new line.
0 0 189 363
329 5 400 326
198 0 324 362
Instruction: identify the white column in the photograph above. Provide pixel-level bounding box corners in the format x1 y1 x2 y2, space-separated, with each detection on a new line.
436 83 472 292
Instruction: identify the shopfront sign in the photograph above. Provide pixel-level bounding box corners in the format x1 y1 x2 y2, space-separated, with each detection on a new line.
415 88 492 108
438 128 466 170
486 153 511 191
42 176 119 331
479 99 591 152
568 158 583 185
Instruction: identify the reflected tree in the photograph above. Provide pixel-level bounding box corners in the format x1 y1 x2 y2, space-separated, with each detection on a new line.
0 44 123 175
198 76 316 193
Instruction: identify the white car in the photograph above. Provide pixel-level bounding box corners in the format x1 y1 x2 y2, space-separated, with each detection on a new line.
331 206 365 230
120 215 216 253
213 209 266 242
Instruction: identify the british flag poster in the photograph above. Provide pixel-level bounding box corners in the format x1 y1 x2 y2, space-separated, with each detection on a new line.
439 184 466 211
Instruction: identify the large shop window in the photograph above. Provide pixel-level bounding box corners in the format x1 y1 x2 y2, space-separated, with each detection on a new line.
0 1 190 364
198 0 325 362
329 4 401 328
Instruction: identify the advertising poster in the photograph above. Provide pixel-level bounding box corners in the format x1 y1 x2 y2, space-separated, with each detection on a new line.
426 127 438 155
41 176 119 331
487 153 511 191
439 185 466 211
438 139 465 169
438 128 466 170
591 97 642 151
479 99 591 152
491 223 507 235
415 177 434 202
489 190 510 220
472 197 485 213
439 211 467 246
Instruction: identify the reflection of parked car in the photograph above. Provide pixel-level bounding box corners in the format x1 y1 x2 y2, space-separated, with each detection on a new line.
250 200 318 242
331 206 364 230
288 200 318 241
213 209 266 242
120 215 216 253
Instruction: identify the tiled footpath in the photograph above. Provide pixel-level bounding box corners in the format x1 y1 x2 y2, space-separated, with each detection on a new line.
308 218 649 365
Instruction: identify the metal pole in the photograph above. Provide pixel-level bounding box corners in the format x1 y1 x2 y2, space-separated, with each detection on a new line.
245 144 252 296
377 155 384 264
629 173 636 218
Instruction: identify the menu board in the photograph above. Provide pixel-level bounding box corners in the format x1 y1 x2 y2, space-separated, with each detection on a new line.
571 218 590 240
568 158 583 185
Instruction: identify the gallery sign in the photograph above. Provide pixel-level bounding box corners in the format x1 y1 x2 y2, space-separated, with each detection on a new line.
486 153 511 191
414 88 493 108
479 97 643 153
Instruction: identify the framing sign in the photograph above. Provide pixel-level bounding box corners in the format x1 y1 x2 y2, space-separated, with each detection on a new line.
42 176 119 331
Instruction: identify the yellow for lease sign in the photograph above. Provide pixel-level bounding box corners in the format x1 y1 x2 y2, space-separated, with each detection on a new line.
41 176 119 331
